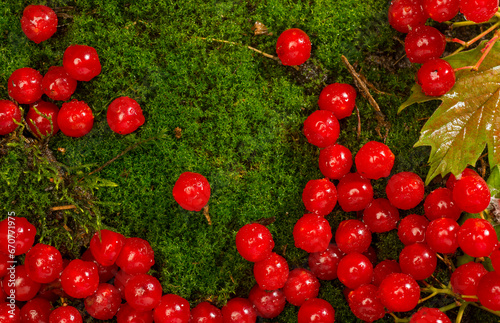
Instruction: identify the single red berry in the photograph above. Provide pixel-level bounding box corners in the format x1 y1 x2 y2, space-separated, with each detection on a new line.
124 274 162 312
355 141 395 180
26 101 60 138
221 298 257 323
89 229 125 267
347 284 385 322
477 271 500 311
410 307 452 323
283 268 320 306
372 260 401 287
452 175 491 213
335 219 372 254
318 144 353 180
308 243 344 280
107 96 146 135
337 252 374 289
57 100 94 137
20 5 57 43
8 67 43 104
457 218 498 258
398 214 429 245
293 214 332 253
302 178 337 216
60 259 99 298
0 303 20 323
422 0 460 22
115 237 155 275
116 302 154 323
276 28 311 66
235 223 274 262
0 100 22 136
446 168 480 191
417 58 456 96
248 284 286 319
386 172 425 210
42 66 77 101
337 173 374 212
377 273 420 312
404 26 446 64
63 45 102 81
253 252 289 290
190 302 222 323
80 249 118 283
172 172 211 211
0 217 36 255
460 0 499 23
49 306 82 323
425 218 459 254
363 198 400 233
298 298 335 323
424 187 462 221
20 297 52 323
84 283 121 320
154 294 190 323
450 261 487 301
399 243 437 280
24 243 63 284
303 110 340 148
113 269 138 299
491 249 500 272
3 264 41 301
388 0 428 33
318 83 357 120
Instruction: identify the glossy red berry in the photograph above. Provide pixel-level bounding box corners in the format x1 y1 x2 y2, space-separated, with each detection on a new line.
3 264 41 301
63 45 102 81
20 5 57 43
446 168 480 191
42 66 77 101
363 198 400 233
417 58 456 96
425 218 459 254
276 28 311 66
253 252 289 290
318 83 357 120
283 268 320 306
293 214 332 253
248 284 286 319
347 284 385 322
302 178 337 216
60 259 99 298
81 249 118 283
20 297 52 323
452 175 491 213
24 243 63 284
8 67 43 104
337 173 373 212
221 298 257 323
372 260 401 287
235 223 274 262
410 307 452 323
377 273 420 312
308 243 344 280
0 100 22 136
424 187 462 221
404 26 446 64
298 298 335 323
386 172 425 210
303 110 340 148
84 283 121 320
0 216 36 255
154 294 190 322
335 219 372 254
460 0 499 23
26 101 60 138
450 261 487 301
107 96 146 135
458 218 498 258
190 302 223 323
57 100 94 137
124 274 162 312
477 271 500 311
89 229 125 267
49 306 83 323
399 243 437 280
388 0 428 33
115 237 155 275
355 141 395 180
398 214 429 245
116 303 154 323
318 144 353 180
172 172 211 211
0 303 20 323
337 252 374 289
423 0 460 22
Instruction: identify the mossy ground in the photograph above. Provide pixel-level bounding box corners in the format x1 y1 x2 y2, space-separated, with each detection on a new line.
0 0 497 322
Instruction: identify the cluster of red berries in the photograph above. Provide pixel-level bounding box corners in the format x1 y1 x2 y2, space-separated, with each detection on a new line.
0 5 145 139
388 0 499 97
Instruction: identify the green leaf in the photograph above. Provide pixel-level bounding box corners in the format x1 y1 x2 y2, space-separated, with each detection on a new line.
399 42 500 184
487 165 500 198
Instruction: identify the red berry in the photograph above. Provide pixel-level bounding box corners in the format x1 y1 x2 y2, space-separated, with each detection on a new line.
20 297 52 323
491 249 500 272
425 218 459 254
318 144 353 180
0 252 8 278
60 259 99 298
154 294 190 323
80 249 118 283
337 173 373 212
404 26 446 63
398 214 429 245
363 198 400 233
57 100 94 137
107 96 146 135
0 100 22 136
335 219 372 254
24 243 63 284
377 273 420 312
276 28 311 66
477 271 500 311
248 284 286 319
90 229 125 267
172 172 211 211
347 284 385 322
63 45 102 81
283 268 320 306
297 298 335 323
293 214 332 253
116 302 154 323
318 83 357 120
388 0 428 33
235 223 274 262
8 67 43 104
3 264 40 301
303 110 340 148
26 101 60 138
450 261 487 301
452 175 491 213
308 243 344 280
355 141 395 180
386 172 425 210
0 217 36 255
113 269 138 299
124 274 162 312
446 168 480 191
49 306 82 323
424 187 462 221
337 252 374 289
417 58 456 96
422 0 460 22
20 5 57 43
42 66 77 101
410 307 452 323
460 0 499 23
302 178 337 216
372 260 401 287
0 303 20 323
399 243 437 280
84 283 121 320
253 252 289 290
115 237 155 275
221 298 257 323
457 218 498 258
190 302 222 323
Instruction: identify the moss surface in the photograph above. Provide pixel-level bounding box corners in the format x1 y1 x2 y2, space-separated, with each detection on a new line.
0 0 497 322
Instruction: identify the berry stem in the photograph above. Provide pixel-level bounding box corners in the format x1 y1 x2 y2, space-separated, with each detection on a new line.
454 31 500 72
456 302 468 323
389 312 409 323
469 302 500 317
439 302 459 313
449 20 500 56
418 291 438 303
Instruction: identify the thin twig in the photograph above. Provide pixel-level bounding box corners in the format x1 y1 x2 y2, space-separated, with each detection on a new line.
355 105 361 139
50 205 77 211
196 37 279 61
